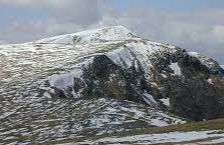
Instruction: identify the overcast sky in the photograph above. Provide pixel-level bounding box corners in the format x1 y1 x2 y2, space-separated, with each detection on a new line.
0 0 224 63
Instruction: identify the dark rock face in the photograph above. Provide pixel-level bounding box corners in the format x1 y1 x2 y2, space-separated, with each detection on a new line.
146 50 224 121
50 41 224 121
82 55 147 103
171 54 224 121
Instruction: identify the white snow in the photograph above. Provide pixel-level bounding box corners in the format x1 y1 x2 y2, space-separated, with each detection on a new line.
106 47 135 68
161 73 168 78
142 92 157 105
221 65 224 69
169 62 182 76
207 78 213 84
188 51 199 56
160 98 170 107
35 25 137 45
48 69 83 90
150 118 170 127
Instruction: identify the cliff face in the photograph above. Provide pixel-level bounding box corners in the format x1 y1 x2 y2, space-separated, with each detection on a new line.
47 26 224 121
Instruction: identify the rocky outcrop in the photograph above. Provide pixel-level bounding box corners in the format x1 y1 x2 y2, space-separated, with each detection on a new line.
149 51 224 121
48 26 224 121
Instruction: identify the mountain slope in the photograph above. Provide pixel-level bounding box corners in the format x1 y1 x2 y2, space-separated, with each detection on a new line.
0 26 224 144
46 26 224 121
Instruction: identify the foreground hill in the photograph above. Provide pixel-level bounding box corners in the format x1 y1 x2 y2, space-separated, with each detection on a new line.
48 118 224 144
0 26 224 144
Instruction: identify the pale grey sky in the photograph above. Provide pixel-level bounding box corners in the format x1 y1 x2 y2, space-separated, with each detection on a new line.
0 0 224 63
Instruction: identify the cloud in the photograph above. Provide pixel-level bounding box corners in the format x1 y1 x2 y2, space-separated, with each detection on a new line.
0 19 85 43
0 0 103 42
0 40 6 44
0 0 101 24
95 8 224 63
0 0 84 8
0 1 224 63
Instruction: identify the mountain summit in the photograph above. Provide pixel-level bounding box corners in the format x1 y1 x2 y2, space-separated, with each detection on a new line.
35 25 138 45
1 26 224 144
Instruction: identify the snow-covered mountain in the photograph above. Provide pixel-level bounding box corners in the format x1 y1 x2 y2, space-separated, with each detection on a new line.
1 26 224 144
46 26 224 121
35 25 139 45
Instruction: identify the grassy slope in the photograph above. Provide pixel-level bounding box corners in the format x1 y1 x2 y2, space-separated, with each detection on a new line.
47 118 224 144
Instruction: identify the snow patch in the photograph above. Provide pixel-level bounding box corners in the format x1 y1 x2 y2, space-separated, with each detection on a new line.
188 51 199 56
48 69 83 90
160 98 170 107
207 78 213 84
161 73 167 78
221 65 224 69
106 47 135 68
150 118 169 127
169 62 182 76
142 92 157 105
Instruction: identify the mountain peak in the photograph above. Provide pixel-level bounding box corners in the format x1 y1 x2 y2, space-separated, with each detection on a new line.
35 25 137 45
